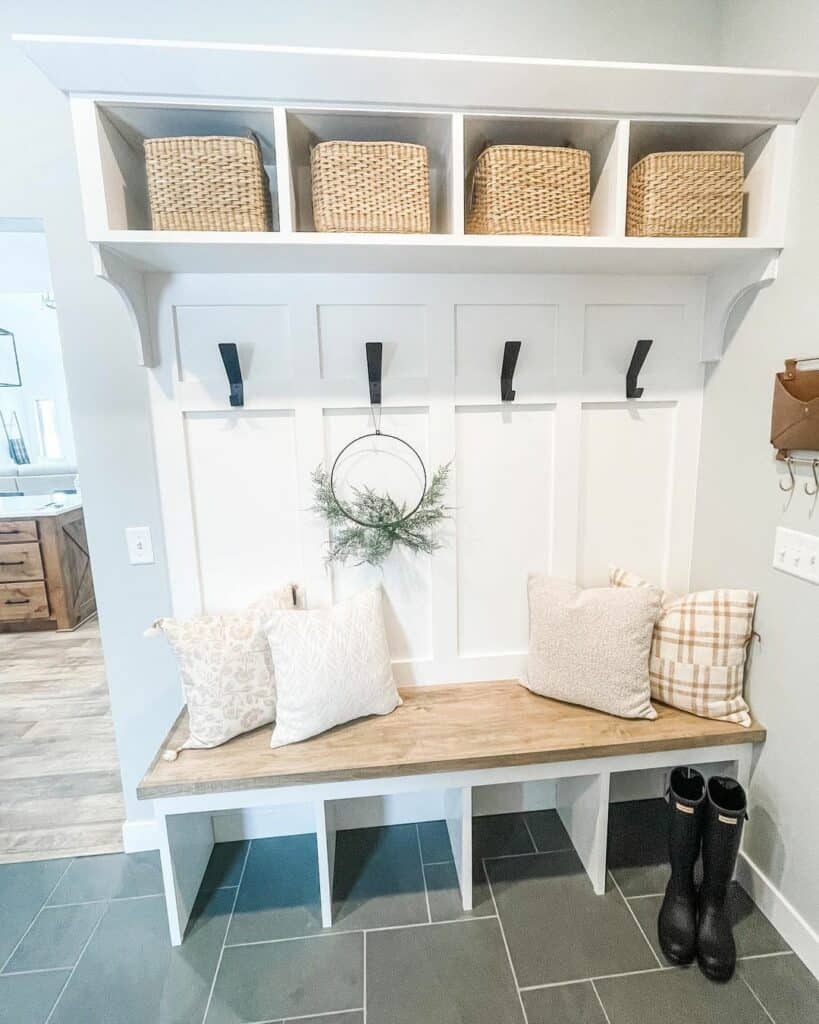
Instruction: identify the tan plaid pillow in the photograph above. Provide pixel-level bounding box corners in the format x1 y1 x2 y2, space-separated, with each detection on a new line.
609 567 756 727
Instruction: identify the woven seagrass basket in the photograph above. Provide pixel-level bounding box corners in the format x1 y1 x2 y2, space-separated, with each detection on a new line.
310 141 430 233
626 151 743 237
466 144 591 236
144 134 273 232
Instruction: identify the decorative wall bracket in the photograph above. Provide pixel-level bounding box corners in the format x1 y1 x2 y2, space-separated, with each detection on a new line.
702 252 780 363
366 341 383 408
218 343 244 407
91 245 154 366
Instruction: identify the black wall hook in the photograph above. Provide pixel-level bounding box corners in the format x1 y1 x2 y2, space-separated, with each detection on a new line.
218 342 244 407
501 341 522 402
626 339 653 399
366 342 383 406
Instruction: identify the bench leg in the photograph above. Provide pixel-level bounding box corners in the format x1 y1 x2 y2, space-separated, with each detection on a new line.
444 786 473 911
315 800 337 928
557 772 610 896
156 809 214 946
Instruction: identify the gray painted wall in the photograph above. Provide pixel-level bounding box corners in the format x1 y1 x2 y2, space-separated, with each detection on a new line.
691 0 819 935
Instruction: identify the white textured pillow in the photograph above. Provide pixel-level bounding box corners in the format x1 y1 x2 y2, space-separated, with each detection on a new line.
524 575 660 720
267 584 401 748
148 585 296 753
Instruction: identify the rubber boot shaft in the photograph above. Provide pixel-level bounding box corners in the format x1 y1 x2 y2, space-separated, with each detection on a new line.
658 766 705 965
697 776 747 982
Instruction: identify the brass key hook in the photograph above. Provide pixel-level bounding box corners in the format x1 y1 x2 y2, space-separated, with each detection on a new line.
779 456 796 493
805 459 819 497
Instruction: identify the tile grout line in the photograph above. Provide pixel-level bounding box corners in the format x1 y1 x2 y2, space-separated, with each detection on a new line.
607 870 664 969
415 824 432 924
590 979 613 1024
521 814 538 853
47 891 164 910
43 903 107 1024
481 857 529 1024
626 892 666 900
2 965 76 978
0 856 75 974
201 839 253 1024
740 975 778 1024
519 965 673 992
363 929 368 1024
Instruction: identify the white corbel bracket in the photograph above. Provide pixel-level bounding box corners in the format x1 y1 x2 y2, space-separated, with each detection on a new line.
702 252 780 362
91 244 155 367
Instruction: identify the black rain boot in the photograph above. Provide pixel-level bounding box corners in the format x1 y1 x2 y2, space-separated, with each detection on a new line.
658 766 706 965
697 776 748 982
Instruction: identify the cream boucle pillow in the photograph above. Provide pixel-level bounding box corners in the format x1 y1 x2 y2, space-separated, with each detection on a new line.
148 585 296 753
610 567 756 727
267 584 401 748
524 575 660 720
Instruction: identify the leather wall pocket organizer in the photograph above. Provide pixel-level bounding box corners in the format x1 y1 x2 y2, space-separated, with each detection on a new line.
771 358 819 456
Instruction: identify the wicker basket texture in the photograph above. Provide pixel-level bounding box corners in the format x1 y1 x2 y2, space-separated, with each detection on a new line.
310 141 431 233
626 151 743 237
144 134 273 232
466 144 591 236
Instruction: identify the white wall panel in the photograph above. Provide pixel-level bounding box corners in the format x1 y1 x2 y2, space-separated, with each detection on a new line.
184 410 303 612
577 401 675 587
174 305 292 400
317 304 427 381
456 405 554 656
455 304 557 401
583 303 688 377
323 406 432 661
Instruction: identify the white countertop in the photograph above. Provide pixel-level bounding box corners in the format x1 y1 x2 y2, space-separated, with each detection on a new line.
0 494 82 520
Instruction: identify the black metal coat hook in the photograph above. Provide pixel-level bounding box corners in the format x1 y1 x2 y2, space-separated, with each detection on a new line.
218 342 244 407
366 342 383 407
501 341 522 402
626 339 654 399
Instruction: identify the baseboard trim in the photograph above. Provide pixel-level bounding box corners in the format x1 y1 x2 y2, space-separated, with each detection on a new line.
737 850 819 980
122 817 159 853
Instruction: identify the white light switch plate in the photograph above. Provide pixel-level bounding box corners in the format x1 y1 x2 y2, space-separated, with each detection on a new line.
126 526 154 565
773 526 819 584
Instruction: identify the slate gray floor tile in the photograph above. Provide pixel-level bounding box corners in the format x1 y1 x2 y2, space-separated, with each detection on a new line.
607 798 671 897
417 820 452 863
0 969 70 1024
522 981 609 1024
473 813 535 861
201 841 250 892
48 850 163 904
4 902 106 972
227 835 323 944
740 953 819 1024
206 932 363 1024
629 884 790 965
486 850 658 986
332 824 427 930
595 965 772 1024
366 918 525 1024
524 809 572 852
49 888 232 1024
0 858 71 964
424 860 495 922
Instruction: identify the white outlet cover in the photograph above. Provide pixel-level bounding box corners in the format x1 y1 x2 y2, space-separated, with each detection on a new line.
773 526 819 585
125 526 155 565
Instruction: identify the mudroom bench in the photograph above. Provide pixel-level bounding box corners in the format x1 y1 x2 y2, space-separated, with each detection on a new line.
138 680 765 945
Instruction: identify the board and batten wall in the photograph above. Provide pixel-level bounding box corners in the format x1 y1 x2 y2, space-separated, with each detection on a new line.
145 271 707 836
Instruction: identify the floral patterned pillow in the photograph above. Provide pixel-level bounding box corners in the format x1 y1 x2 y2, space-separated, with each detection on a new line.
148 585 296 754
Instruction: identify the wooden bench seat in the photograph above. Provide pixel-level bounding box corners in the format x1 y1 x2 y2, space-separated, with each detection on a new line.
139 680 764 945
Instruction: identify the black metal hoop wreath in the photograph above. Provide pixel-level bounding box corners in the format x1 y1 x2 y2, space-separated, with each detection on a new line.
329 431 428 529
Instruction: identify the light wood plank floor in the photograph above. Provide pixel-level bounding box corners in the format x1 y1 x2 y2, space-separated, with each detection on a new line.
0 618 125 863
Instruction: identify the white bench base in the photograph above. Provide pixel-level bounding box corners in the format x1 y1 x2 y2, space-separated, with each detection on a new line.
154 742 753 946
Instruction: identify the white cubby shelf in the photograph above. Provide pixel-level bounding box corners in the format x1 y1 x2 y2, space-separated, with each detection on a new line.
15 35 818 278
69 97 796 276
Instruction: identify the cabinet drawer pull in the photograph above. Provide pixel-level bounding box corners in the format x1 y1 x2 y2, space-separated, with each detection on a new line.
0 560 25 567
5 598 30 605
